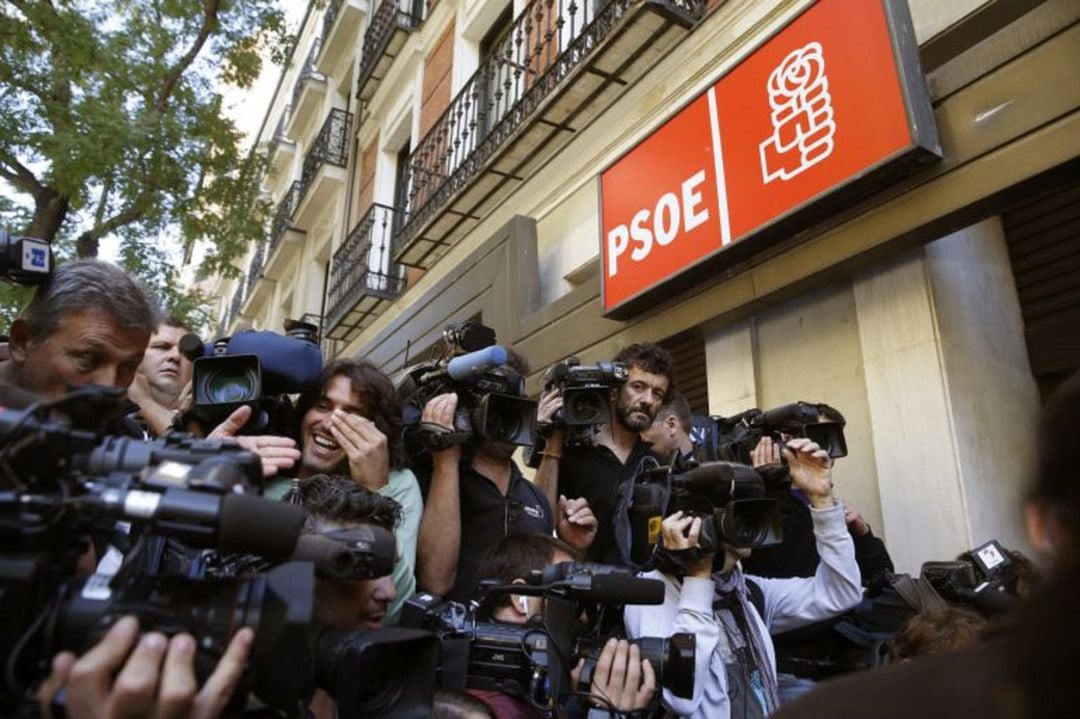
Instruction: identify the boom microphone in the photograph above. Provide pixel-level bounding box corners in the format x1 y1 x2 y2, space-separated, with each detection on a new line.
446 345 508 381
565 573 665 605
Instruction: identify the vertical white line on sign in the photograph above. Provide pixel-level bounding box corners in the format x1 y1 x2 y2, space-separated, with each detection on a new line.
707 87 732 247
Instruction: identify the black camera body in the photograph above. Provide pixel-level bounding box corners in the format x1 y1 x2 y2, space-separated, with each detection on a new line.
184 322 323 436
400 560 695 709
920 539 1020 615
398 322 536 453
619 458 785 569
542 358 628 446
695 401 848 465
0 229 51 286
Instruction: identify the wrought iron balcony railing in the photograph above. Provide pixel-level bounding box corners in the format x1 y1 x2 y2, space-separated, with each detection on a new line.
393 0 703 265
228 284 245 326
291 37 326 112
270 181 304 254
326 203 406 337
355 0 424 104
298 108 352 206
245 242 267 300
322 0 344 40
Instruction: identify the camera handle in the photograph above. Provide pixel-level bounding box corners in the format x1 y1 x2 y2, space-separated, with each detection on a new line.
543 595 579 710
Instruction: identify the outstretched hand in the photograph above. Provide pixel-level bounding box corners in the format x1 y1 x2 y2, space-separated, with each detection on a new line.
209 405 300 478
782 437 834 508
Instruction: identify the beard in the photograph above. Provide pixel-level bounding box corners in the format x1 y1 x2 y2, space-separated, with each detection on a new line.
616 397 655 432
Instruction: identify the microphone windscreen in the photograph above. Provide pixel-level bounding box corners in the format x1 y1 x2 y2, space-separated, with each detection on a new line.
219 493 304 558
446 345 508 381
178 333 207 362
590 574 665 605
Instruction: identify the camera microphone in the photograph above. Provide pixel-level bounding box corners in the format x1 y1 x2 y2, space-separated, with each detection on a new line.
446 345 508 381
578 573 665 605
78 488 303 559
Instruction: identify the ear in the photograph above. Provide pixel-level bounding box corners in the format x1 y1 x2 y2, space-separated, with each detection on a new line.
1026 501 1068 555
7 319 32 363
664 413 679 433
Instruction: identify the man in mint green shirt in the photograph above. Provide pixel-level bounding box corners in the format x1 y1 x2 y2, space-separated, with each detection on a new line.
267 359 422 624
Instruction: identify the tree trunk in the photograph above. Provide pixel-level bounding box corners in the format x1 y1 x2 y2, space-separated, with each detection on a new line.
75 231 99 258
26 192 70 244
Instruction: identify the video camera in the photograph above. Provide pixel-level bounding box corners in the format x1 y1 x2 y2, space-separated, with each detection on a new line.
617 457 785 569
0 387 436 717
540 358 628 446
397 322 536 454
0 229 51 286
920 539 1021 616
694 401 848 465
401 561 695 713
180 319 323 436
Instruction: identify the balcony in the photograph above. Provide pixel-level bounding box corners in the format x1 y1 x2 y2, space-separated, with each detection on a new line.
241 242 274 316
393 0 703 267
325 203 406 342
355 0 423 108
265 181 306 281
227 283 245 331
294 108 353 227
268 106 296 178
285 38 327 138
317 0 367 87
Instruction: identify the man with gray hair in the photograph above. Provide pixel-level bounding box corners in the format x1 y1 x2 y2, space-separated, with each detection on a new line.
0 258 160 400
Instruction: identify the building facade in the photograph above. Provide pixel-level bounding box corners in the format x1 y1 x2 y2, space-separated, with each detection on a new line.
213 0 1080 571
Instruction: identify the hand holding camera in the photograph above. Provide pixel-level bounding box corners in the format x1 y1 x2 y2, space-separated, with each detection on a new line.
782 437 834 508
37 616 253 719
661 511 713 578
420 392 463 463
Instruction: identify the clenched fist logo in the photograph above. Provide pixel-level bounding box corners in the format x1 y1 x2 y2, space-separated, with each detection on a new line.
759 42 836 183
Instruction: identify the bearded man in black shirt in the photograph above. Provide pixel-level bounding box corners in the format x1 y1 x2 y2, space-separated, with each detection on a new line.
534 342 674 565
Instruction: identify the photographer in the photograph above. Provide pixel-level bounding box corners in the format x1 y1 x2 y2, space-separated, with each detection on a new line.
477 534 657 718
0 259 159 402
535 343 673 565
641 390 695 464
271 359 421 625
416 350 554 602
284 474 402 719
624 439 862 718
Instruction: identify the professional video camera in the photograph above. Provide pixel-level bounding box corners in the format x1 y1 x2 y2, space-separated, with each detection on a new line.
616 456 785 569
0 229 51 286
693 401 848 465
401 561 695 714
920 539 1022 616
0 387 436 717
179 319 323 436
397 321 536 454
541 357 628 446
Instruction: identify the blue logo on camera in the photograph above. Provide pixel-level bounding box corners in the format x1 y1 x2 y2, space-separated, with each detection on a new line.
29 247 47 268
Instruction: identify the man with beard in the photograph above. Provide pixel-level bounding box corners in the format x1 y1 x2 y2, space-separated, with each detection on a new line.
416 351 566 602
534 342 674 565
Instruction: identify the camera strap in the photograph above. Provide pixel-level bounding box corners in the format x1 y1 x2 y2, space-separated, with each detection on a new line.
418 421 471 451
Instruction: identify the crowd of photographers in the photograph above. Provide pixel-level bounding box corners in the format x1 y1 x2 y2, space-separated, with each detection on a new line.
2 258 1074 719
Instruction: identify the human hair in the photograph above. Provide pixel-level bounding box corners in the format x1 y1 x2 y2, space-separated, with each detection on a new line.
1033 369 1080 540
613 342 675 387
655 389 692 434
432 690 494 719
20 259 161 344
816 402 846 424
477 533 581 609
295 359 406 469
160 314 193 334
889 606 987 662
288 474 402 533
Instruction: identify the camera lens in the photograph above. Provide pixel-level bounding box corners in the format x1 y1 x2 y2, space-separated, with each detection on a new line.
206 371 257 403
565 390 605 424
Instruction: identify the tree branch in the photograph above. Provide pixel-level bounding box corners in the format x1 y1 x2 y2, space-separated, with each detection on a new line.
155 0 221 112
0 148 45 198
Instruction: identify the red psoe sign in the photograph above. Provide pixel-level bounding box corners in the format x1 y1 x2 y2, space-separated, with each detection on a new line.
600 0 940 318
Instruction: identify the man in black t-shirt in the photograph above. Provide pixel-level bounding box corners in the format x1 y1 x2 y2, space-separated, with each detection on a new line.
534 342 674 565
415 353 557 602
